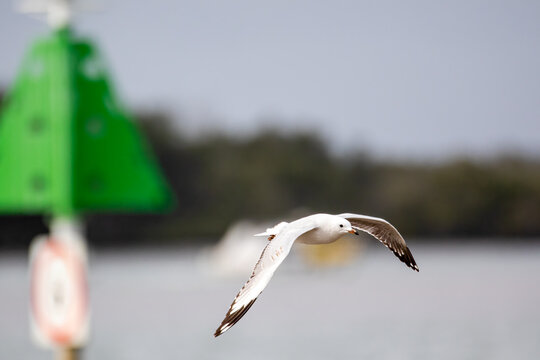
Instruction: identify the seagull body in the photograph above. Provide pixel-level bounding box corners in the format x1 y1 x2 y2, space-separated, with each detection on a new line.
214 213 418 337
256 214 349 245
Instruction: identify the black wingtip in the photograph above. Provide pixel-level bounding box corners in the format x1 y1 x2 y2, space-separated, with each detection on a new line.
395 246 419 272
214 298 257 338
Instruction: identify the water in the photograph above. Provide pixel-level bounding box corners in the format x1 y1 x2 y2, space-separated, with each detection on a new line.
1 242 539 359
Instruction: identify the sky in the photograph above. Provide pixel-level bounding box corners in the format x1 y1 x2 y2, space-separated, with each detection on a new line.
1 0 540 159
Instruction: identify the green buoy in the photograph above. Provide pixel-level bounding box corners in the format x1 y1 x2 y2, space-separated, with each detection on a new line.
0 28 173 216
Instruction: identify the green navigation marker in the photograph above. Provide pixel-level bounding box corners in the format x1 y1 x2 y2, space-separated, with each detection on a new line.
0 28 173 215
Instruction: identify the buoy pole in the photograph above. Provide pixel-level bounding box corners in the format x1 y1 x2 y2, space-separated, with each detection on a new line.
56 347 79 360
49 216 89 360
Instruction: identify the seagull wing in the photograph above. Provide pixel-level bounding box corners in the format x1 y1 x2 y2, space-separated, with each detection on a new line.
214 222 316 337
338 213 419 272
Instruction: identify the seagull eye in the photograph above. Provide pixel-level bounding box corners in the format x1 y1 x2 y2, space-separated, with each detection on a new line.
339 224 343 228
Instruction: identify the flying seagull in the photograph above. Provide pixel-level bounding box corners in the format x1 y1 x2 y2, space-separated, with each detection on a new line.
214 213 418 337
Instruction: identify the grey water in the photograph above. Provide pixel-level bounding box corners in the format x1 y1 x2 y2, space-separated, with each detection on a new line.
1 242 539 360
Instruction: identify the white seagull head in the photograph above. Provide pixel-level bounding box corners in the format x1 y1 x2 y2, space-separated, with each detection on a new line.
328 216 357 236
311 213 358 239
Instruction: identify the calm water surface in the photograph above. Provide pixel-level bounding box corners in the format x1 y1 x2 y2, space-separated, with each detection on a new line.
1 242 539 360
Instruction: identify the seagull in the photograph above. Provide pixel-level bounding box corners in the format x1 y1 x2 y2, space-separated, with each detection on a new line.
214 213 419 337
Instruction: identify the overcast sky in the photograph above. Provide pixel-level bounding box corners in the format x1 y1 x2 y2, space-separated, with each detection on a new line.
1 0 540 159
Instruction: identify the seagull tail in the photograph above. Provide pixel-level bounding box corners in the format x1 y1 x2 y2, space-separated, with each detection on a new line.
254 221 289 237
254 231 270 237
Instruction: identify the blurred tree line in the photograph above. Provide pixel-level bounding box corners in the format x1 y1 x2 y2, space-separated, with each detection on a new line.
0 103 539 249
91 112 540 246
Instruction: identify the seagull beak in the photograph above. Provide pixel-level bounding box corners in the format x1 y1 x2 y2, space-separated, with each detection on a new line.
348 229 359 235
